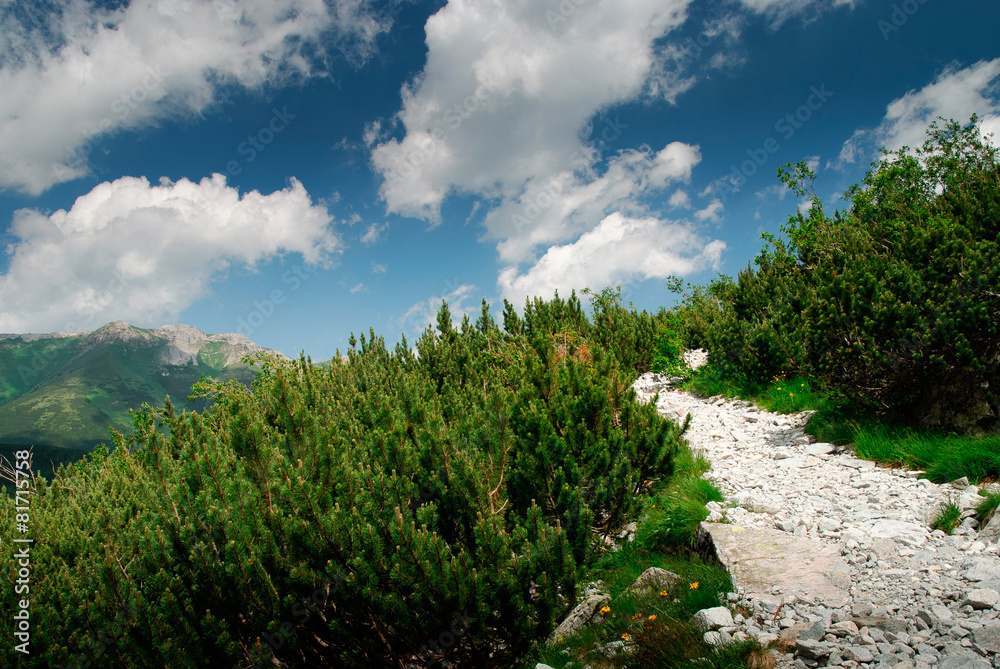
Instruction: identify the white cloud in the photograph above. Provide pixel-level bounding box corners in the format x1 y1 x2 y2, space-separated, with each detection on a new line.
694 199 724 222
0 0 390 194
370 0 694 225
360 222 388 245
400 282 479 334
498 212 725 305
486 141 702 264
370 0 733 305
737 0 857 28
350 282 368 293
831 59 1000 169
0 174 337 332
371 262 387 274
668 189 692 208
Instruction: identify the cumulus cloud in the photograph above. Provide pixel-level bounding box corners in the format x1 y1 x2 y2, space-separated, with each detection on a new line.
830 59 1000 169
498 212 725 305
486 141 702 264
0 0 390 194
350 282 368 293
0 174 337 333
370 0 733 303
370 0 693 225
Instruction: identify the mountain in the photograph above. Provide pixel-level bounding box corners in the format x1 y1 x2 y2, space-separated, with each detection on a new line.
0 321 285 471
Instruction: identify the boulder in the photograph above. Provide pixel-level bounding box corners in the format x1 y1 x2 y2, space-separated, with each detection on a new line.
960 589 999 610
692 606 734 632
626 567 681 597
549 592 610 644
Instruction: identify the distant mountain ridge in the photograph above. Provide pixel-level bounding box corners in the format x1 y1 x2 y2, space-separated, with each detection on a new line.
0 321 284 463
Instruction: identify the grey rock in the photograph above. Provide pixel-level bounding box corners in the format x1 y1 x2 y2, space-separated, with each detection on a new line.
535 665 556 669
796 638 832 659
961 589 999 610
852 616 910 635
626 567 682 597
919 605 955 627
938 653 992 669
692 606 734 632
549 593 610 644
971 623 1000 653
703 631 725 646
805 443 836 456
869 519 931 548
963 558 1000 582
977 512 1000 544
844 646 876 662
697 522 851 601
800 620 827 641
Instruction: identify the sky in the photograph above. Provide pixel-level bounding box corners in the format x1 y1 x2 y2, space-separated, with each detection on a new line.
0 0 998 362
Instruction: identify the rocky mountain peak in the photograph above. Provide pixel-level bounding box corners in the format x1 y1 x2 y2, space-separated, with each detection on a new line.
80 321 158 350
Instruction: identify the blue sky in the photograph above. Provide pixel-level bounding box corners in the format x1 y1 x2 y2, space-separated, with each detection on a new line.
0 0 998 361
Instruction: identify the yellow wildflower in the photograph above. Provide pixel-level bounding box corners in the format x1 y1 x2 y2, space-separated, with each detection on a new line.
632 613 641 620
648 614 657 621
600 606 611 615
690 582 699 590
659 590 668 596
622 632 630 641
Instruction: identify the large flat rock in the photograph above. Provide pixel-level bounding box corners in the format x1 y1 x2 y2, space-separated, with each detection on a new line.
697 522 852 604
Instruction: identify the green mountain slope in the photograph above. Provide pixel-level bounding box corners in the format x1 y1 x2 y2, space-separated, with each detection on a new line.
0 322 282 453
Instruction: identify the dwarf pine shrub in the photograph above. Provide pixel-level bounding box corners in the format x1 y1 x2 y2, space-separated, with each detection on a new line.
1 295 685 668
681 117 1000 433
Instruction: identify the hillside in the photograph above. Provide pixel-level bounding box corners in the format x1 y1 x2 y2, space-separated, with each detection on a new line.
0 321 284 459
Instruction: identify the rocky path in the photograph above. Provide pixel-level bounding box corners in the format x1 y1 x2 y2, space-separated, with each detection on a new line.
632 370 1000 669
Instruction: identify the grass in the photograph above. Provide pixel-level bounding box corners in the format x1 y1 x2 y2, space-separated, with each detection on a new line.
930 499 963 534
519 443 770 669
975 489 1000 527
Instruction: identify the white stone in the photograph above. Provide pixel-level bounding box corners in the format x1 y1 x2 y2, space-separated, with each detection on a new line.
692 606 734 632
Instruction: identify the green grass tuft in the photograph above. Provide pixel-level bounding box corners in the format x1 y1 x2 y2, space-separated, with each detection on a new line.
930 499 963 534
975 489 1000 528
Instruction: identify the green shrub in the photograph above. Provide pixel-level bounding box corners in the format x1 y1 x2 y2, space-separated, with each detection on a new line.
652 310 687 376
677 117 1000 433
0 295 685 668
